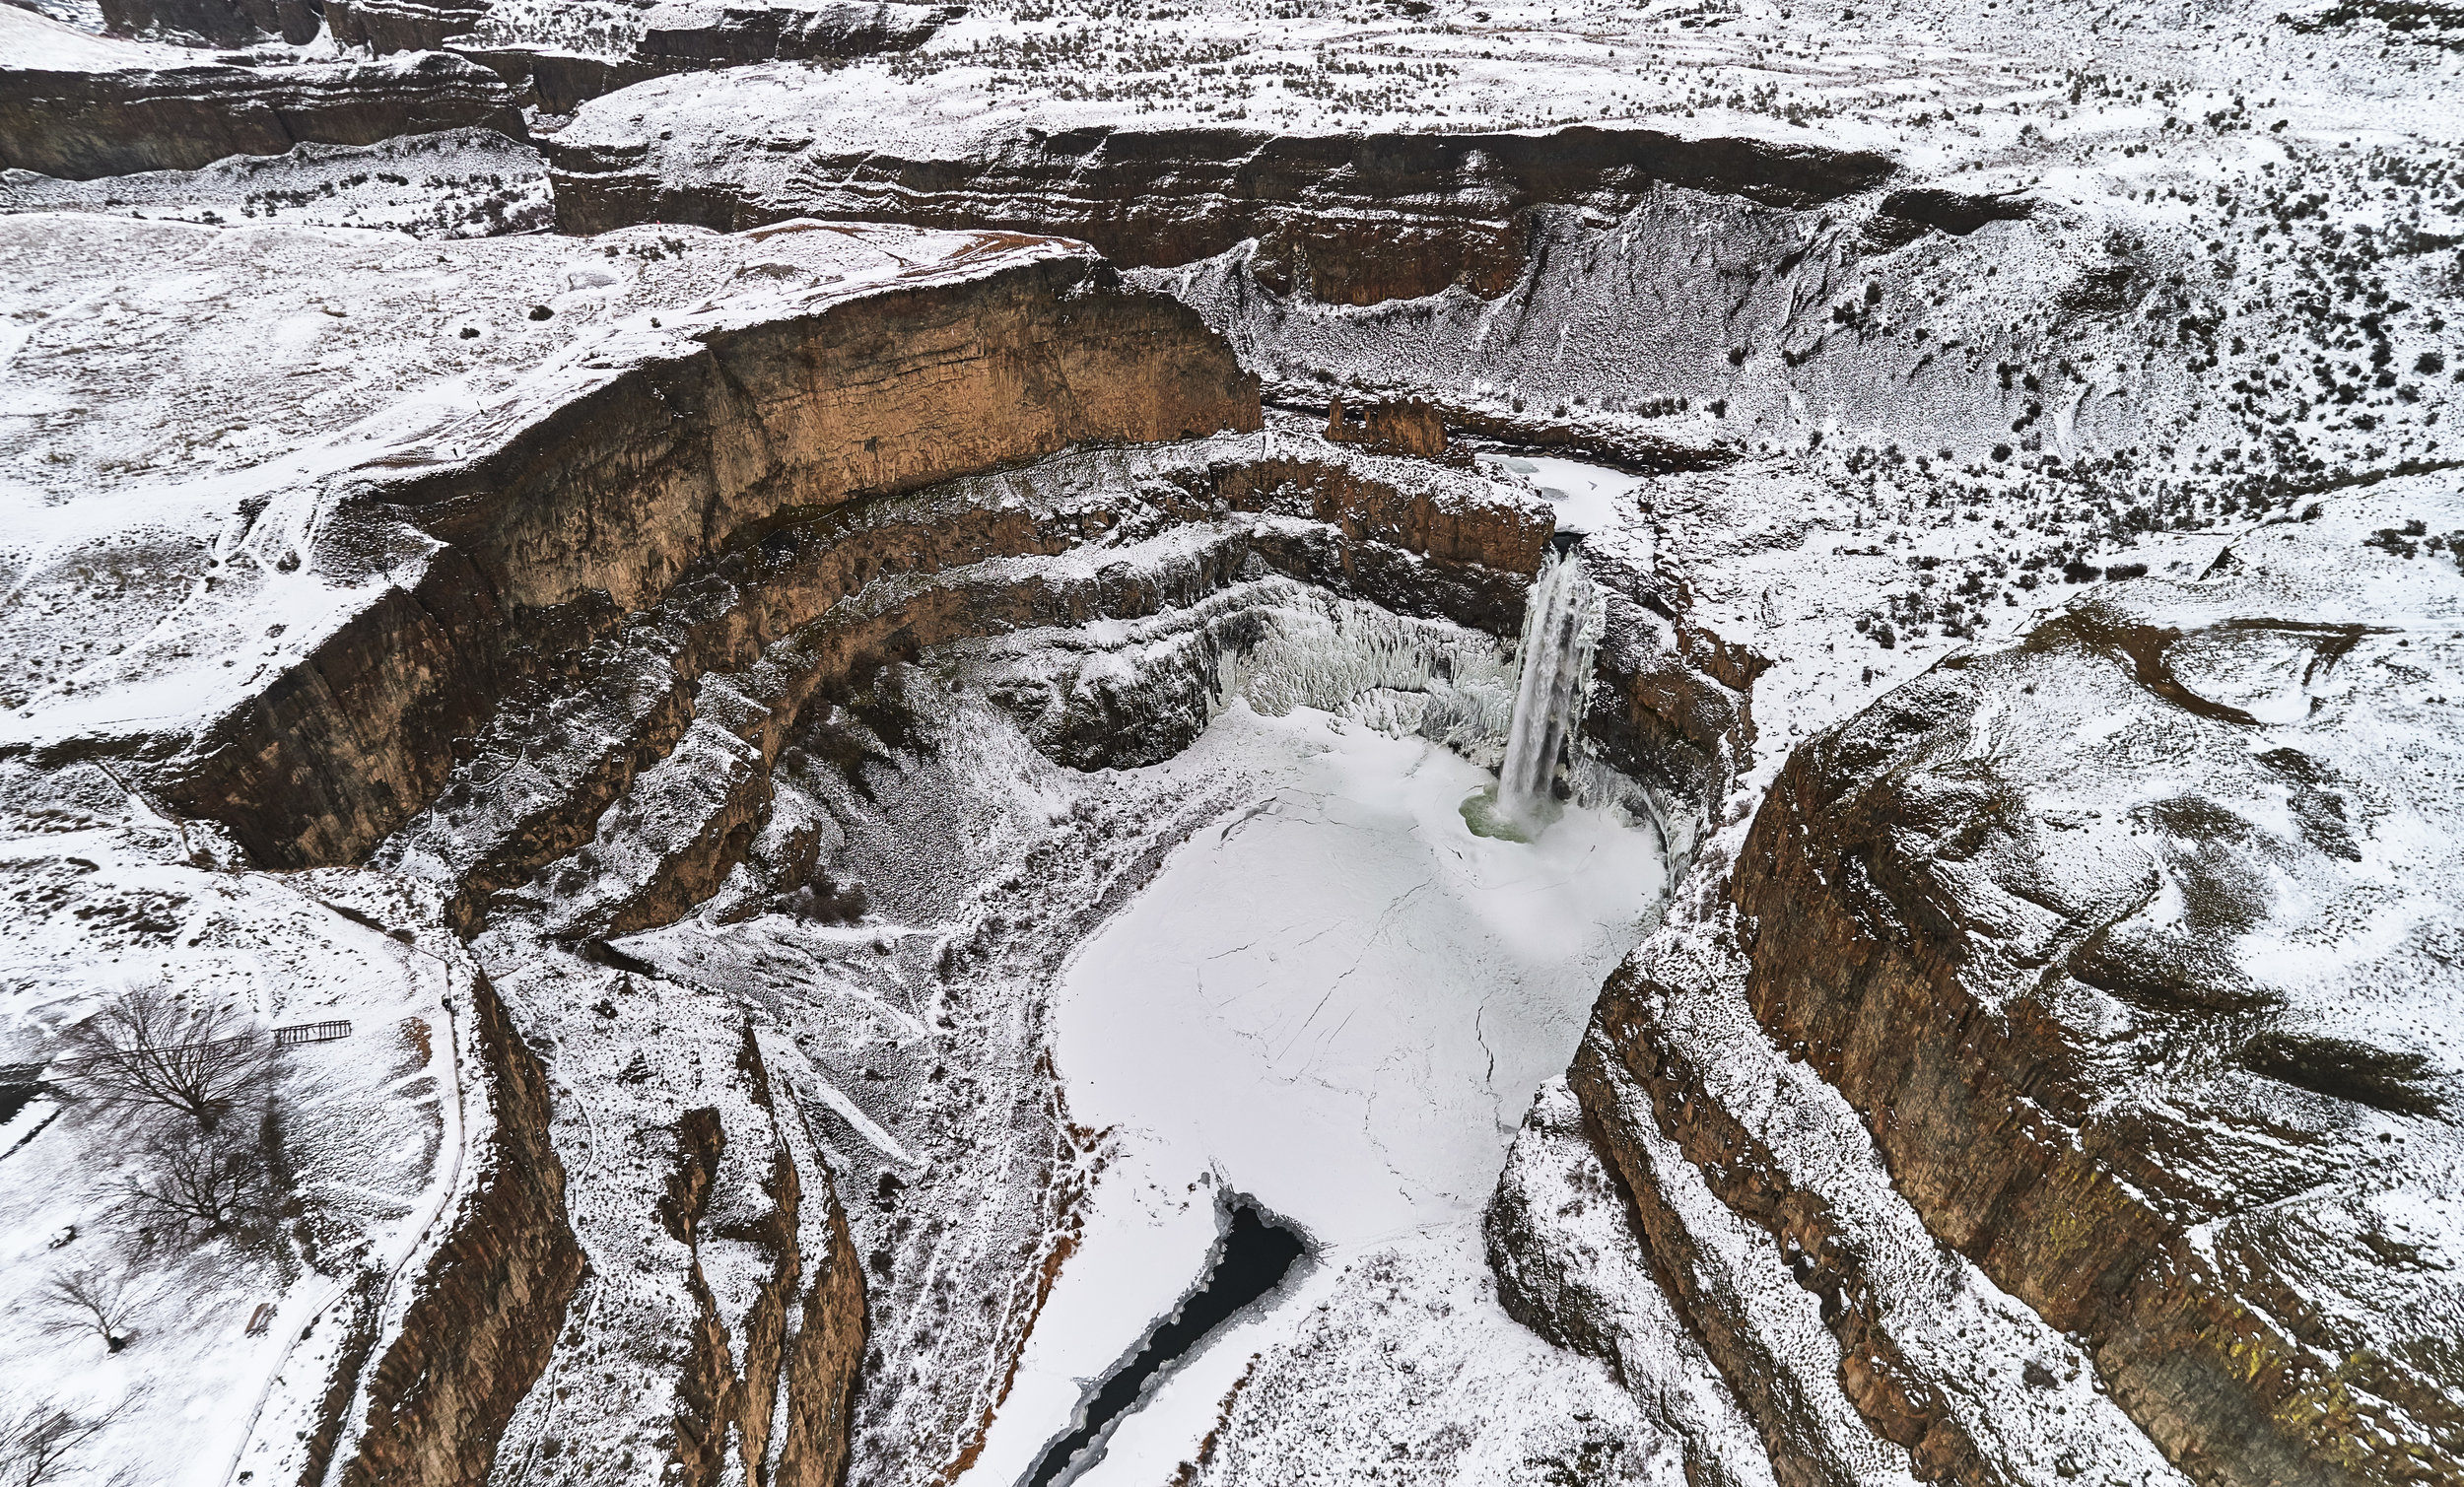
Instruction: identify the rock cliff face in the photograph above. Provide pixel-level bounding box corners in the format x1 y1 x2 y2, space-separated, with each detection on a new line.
98 0 322 46
1545 483 2464 1487
376 433 1550 936
156 245 1260 871
545 108 1892 306
335 970 584 1487
0 12 527 179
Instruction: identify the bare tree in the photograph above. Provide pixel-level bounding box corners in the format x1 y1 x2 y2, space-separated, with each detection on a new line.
111 1124 272 1243
0 1398 119 1487
36 1265 141 1354
55 984 263 1133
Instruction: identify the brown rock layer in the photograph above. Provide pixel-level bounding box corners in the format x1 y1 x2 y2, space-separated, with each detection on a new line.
1724 726 2417 1487
395 440 1552 937
1574 995 1993 1486
1656 567 2464 1487
545 123 1895 305
774 1175 866 1487
0 50 528 178
160 254 1262 870
338 970 585 1487
661 1036 804 1487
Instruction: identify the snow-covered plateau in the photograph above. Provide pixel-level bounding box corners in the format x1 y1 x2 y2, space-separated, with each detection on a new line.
1 0 2459 1486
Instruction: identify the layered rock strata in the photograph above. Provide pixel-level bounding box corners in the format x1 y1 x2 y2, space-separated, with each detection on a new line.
0 9 527 178
166 248 1257 870
365 429 1570 1487
1529 482 2464 1487
377 432 1554 936
331 969 584 1487
0 214 1259 874
0 214 1266 1487
546 101 1893 306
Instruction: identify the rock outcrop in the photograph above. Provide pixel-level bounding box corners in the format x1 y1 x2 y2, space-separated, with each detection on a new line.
0 10 527 178
545 100 1894 305
98 0 321 46
1552 483 2464 1487
335 971 585 1487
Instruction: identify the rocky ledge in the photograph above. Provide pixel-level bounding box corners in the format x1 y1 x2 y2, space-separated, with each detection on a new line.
1508 480 2464 1487
0 213 1258 870
547 96 1893 306
0 8 528 178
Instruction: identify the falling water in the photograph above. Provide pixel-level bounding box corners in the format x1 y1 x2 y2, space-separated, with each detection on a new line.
1483 546 1603 836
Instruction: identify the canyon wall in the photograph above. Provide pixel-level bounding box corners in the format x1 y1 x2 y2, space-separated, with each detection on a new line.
1542 489 2464 1487
335 971 585 1487
369 430 1562 1487
545 118 1893 306
0 43 527 178
158 252 1262 871
97 0 321 46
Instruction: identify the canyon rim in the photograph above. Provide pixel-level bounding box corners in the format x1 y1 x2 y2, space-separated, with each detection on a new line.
1 1 2460 1486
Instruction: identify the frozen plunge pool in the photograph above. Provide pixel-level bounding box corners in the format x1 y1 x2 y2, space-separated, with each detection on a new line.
965 700 1669 1486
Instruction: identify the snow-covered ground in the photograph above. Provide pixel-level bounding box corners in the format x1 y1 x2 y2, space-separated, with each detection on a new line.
964 701 1667 1485
0 213 1084 753
1 129 551 237
1473 452 1647 538
0 773 481 1487
6 0 2460 1473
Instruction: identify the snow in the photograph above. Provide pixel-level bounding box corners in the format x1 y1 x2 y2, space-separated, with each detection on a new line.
1475 453 1648 539
553 4 1914 171
963 701 1666 1484
0 773 481 1487
0 4 213 71
1 129 553 238
0 213 1087 754
5 0 2461 1477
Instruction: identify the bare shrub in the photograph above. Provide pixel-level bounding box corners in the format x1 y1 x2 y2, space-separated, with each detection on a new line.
0 1397 120 1487
56 985 264 1133
111 1124 275 1245
36 1265 142 1354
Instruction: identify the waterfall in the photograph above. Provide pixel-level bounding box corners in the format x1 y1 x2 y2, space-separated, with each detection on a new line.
1492 546 1604 832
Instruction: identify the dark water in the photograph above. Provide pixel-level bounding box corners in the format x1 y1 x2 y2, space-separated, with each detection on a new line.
1024 1201 1308 1487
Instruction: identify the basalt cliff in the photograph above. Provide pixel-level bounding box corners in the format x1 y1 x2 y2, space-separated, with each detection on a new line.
0 2 2459 1487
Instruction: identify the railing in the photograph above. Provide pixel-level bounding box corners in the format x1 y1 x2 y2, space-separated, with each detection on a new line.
22 1021 353 1081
